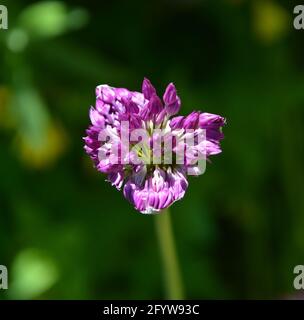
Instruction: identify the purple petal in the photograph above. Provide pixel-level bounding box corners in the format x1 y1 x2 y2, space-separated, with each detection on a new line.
140 94 163 121
123 168 188 214
170 116 185 129
142 78 156 100
89 107 105 127
163 83 181 116
107 171 124 190
96 85 116 103
183 111 200 129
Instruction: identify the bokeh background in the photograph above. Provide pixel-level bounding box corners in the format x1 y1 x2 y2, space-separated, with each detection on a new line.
1 0 304 299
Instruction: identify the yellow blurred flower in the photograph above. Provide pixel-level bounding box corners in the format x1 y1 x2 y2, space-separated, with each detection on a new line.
253 0 290 43
16 121 68 169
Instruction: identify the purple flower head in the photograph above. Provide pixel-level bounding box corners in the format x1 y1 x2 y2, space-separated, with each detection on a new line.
84 79 225 214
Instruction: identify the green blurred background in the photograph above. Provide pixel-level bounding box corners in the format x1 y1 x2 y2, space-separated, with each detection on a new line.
0 0 304 299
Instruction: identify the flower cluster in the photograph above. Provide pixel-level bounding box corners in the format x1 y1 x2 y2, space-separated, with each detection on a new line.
84 78 225 214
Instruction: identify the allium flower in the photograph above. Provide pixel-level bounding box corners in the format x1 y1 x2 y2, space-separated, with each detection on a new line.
84 78 225 214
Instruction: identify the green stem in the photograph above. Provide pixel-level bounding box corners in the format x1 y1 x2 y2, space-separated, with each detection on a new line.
155 207 184 299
